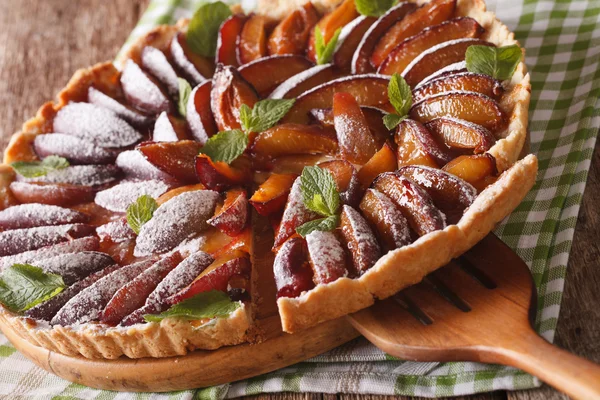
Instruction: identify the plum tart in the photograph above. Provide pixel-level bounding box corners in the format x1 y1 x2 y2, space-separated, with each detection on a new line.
0 0 536 359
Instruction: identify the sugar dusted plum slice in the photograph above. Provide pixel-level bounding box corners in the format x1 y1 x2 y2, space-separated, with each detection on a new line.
410 91 507 132
333 16 376 70
134 190 219 256
25 263 121 321
416 60 467 87
310 106 389 145
306 230 348 284
96 218 136 243
101 252 182 326
268 2 319 56
217 14 247 67
34 134 117 165
141 46 180 99
208 188 248 236
95 180 169 212
210 64 259 131
339 205 380 275
370 0 457 68
186 81 217 145
402 39 493 87
121 251 214 325
239 55 313 97
138 140 201 183
268 64 344 100
250 173 296 216
10 182 95 207
442 153 498 191
282 74 391 124
274 237 314 298
357 142 397 188
398 165 477 224
0 224 94 256
195 154 252 191
0 203 88 230
53 102 142 148
318 159 361 207
120 59 173 115
34 251 115 285
52 258 154 325
307 0 358 62
0 236 99 271
88 87 152 128
153 112 189 142
378 17 483 76
412 72 504 102
170 32 214 85
395 118 453 167
425 117 495 154
238 14 270 64
252 123 338 159
373 172 446 236
333 92 378 164
359 188 411 252
18 165 120 187
351 2 417 74
116 150 179 184
273 177 319 248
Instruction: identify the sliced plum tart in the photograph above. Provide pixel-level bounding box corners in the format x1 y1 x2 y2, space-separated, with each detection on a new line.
0 0 535 358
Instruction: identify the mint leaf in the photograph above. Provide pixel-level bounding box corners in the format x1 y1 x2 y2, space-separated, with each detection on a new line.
388 73 412 116
315 26 341 65
240 99 296 133
0 264 65 312
199 129 248 164
126 195 158 234
178 78 192 117
300 166 340 217
466 44 521 81
383 113 406 130
144 290 240 323
355 0 396 17
296 215 339 237
11 155 70 178
187 1 232 57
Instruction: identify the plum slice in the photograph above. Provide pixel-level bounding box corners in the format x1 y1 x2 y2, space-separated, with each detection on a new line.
359 188 412 252
239 55 313 97
0 236 99 271
0 203 88 230
53 102 142 148
402 38 493 87
378 17 483 76
120 59 173 115
306 230 348 284
95 180 169 212
252 123 338 159
96 218 136 243
152 112 189 142
250 173 296 216
9 182 95 207
210 64 259 131
51 258 155 325
186 81 217 145
0 223 94 257
33 251 115 285
34 134 118 165
333 16 376 71
398 165 477 224
17 165 120 187
339 205 381 275
307 0 358 62
208 188 248 236
410 91 507 133
274 237 314 299
416 60 467 87
318 159 362 207
134 190 219 256
138 140 201 183
333 92 378 164
370 0 457 68
268 64 344 100
88 87 152 128
425 117 495 154
442 153 498 191
141 46 180 99
273 177 320 248
170 32 214 85
268 2 319 56
395 118 453 168
310 105 389 146
121 251 214 325
373 172 446 236
281 74 391 124
195 154 252 191
356 142 397 188
100 252 182 326
351 2 417 74
216 14 247 67
238 14 270 64
116 150 179 185
413 72 503 102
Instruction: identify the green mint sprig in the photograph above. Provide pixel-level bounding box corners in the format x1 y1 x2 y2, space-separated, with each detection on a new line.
11 155 69 178
315 26 341 65
178 78 192 117
144 290 241 322
186 1 232 57
355 0 397 17
296 166 341 237
198 129 248 164
382 73 412 130
126 195 158 234
0 264 65 313
465 44 522 81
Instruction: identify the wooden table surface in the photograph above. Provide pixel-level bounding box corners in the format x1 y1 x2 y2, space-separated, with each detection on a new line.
0 1 598 399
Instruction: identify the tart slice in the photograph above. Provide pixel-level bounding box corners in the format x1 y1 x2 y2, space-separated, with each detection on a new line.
0 0 534 359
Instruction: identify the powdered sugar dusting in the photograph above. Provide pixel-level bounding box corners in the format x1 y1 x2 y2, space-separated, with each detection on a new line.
0 224 94 257
95 180 169 212
368 189 412 248
116 150 176 183
0 203 87 230
96 218 136 243
170 34 206 86
120 60 171 115
141 46 180 99
88 87 151 127
153 112 179 142
19 165 120 187
341 205 380 274
34 134 117 165
171 235 207 257
33 251 115 285
306 230 347 284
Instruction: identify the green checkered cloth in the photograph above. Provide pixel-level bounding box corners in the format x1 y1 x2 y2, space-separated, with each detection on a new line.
1 0 599 398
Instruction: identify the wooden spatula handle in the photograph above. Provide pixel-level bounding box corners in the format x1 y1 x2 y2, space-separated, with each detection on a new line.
486 328 600 400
